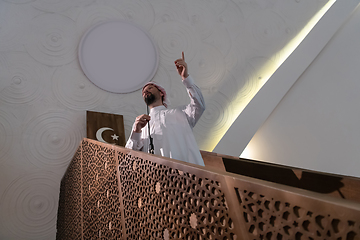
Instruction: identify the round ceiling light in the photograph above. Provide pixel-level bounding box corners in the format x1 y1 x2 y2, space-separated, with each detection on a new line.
78 20 159 93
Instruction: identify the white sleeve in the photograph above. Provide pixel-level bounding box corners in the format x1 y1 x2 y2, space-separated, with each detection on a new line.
181 75 206 128
125 124 144 151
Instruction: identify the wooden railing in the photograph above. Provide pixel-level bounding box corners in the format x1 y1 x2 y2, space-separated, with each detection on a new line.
57 138 360 239
200 151 360 203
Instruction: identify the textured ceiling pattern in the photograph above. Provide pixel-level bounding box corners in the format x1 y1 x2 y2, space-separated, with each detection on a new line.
0 0 328 238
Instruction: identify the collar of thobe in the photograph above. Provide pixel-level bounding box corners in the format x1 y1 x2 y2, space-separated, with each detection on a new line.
149 105 167 115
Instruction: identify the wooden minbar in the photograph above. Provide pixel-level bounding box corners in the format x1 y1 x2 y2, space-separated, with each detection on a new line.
57 138 360 239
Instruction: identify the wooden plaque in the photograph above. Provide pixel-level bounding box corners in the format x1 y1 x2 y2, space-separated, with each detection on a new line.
86 111 126 147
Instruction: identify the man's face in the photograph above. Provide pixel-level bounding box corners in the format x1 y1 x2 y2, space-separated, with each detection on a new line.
142 84 163 105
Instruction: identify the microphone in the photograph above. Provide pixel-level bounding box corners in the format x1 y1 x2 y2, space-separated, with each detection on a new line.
147 105 154 154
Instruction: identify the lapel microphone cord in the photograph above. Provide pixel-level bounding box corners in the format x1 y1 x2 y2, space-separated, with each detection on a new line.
147 105 155 154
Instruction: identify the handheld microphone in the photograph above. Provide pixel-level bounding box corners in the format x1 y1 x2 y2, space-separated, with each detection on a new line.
147 105 154 154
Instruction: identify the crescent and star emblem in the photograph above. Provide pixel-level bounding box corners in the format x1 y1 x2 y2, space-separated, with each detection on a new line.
96 127 119 144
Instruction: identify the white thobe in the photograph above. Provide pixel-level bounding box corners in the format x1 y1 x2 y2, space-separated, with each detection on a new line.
125 76 205 166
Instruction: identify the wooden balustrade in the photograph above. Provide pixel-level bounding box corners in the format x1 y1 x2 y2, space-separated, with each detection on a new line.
200 151 360 203
57 138 360 239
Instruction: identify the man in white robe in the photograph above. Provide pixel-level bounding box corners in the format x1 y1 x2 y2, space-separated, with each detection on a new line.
125 52 205 166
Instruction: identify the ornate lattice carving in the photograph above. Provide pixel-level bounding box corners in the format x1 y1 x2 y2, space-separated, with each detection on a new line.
57 139 360 240
117 153 236 239
235 187 360 240
56 146 82 239
82 140 123 239
57 140 123 239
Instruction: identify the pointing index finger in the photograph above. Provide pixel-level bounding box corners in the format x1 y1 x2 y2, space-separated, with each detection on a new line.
182 51 185 61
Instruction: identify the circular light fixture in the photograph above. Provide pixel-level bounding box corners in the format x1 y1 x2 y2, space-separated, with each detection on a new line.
78 20 159 93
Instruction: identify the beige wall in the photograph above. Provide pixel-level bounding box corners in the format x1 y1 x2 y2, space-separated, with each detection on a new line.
240 3 360 178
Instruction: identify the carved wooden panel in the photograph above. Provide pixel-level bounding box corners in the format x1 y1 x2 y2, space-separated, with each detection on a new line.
57 139 360 239
81 140 123 239
229 178 360 240
56 146 82 239
117 153 237 239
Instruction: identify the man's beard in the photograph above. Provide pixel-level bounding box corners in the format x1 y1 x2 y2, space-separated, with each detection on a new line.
144 93 156 106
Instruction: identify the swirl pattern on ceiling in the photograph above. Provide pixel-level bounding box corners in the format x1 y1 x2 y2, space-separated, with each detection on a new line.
52 64 108 110
152 0 188 24
76 5 125 36
151 21 201 66
279 0 320 23
107 0 155 30
3 0 33 3
0 10 26 51
0 110 14 163
187 3 217 40
192 44 226 89
0 171 60 239
22 111 84 169
32 0 94 13
246 10 289 54
0 52 49 104
194 94 232 150
26 13 78 66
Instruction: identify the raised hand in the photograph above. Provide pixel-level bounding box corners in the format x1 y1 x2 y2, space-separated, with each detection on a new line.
174 52 189 80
